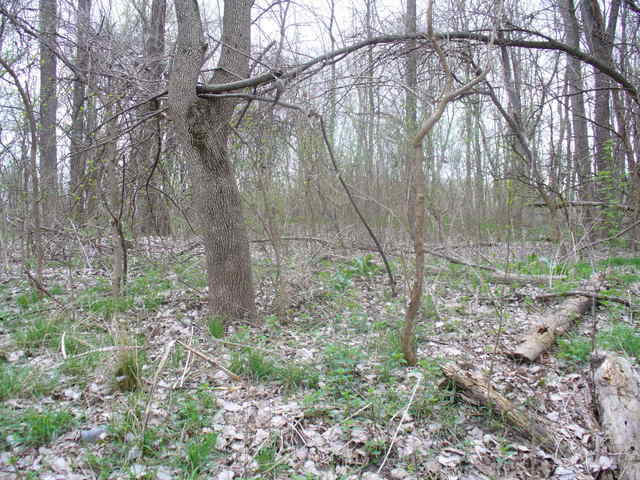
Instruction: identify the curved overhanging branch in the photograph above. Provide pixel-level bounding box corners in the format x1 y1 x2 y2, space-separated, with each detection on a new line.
192 30 636 100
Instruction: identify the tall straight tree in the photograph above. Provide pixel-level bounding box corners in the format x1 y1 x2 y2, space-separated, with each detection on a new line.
69 0 91 222
39 0 58 221
581 0 620 200
138 0 171 236
559 0 591 204
168 0 256 322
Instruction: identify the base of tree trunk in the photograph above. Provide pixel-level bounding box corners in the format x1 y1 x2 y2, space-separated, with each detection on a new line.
592 351 640 480
509 272 606 362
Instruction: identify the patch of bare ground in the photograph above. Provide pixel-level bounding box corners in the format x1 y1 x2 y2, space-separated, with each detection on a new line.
0 238 638 479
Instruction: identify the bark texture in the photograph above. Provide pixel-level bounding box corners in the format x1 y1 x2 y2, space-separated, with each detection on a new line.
69 0 91 222
511 272 605 361
168 0 256 322
39 0 58 220
592 351 640 480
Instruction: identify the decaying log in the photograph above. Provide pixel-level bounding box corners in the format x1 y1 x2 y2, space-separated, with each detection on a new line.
441 363 566 455
592 351 640 480
423 264 564 286
510 272 606 362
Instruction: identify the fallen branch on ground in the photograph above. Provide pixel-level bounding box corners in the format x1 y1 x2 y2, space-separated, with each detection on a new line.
176 340 240 381
531 291 634 308
441 363 567 455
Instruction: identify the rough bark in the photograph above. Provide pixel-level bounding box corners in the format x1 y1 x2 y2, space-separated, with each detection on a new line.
442 363 567 455
39 0 58 223
168 0 256 322
510 272 606 362
592 351 640 480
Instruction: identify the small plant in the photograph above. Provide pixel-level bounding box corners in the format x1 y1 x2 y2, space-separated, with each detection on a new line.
15 289 41 310
255 437 289 477
207 315 225 339
363 439 387 463
113 342 145 392
182 432 218 476
557 335 591 363
343 254 381 278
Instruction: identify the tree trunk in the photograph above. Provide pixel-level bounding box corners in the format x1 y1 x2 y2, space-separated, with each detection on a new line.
138 0 171 237
69 0 91 224
168 0 256 323
581 0 620 206
39 0 58 225
559 0 591 204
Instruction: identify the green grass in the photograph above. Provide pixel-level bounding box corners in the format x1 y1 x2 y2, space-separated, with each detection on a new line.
181 432 219 477
0 408 76 448
229 349 319 389
0 364 57 400
206 315 225 338
558 323 640 363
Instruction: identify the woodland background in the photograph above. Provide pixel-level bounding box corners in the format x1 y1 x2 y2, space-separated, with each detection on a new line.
0 0 640 479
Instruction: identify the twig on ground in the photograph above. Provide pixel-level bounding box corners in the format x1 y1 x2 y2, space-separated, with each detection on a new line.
176 340 241 381
378 375 422 473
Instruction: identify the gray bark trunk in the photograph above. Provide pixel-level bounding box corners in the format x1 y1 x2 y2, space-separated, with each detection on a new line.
39 0 58 223
69 0 91 223
168 0 256 322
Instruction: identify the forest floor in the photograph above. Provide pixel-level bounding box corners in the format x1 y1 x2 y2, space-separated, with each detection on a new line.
0 236 639 480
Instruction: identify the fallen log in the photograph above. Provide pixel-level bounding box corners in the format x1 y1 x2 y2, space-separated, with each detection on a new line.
510 272 606 362
441 363 567 455
423 264 564 286
592 351 640 480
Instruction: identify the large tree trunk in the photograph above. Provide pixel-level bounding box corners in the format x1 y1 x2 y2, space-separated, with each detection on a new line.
39 0 58 225
168 0 256 323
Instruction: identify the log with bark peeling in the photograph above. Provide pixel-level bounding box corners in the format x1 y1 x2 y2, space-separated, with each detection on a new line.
592 351 640 480
510 272 606 362
441 363 567 455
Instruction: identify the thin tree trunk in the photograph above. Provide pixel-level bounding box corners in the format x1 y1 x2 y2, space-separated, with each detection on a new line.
39 0 58 225
69 0 91 223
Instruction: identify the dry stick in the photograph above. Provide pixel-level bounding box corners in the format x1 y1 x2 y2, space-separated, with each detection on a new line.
142 340 175 432
377 375 422 474
314 114 397 297
23 268 66 309
532 291 634 308
176 340 241 381
177 328 194 389
563 218 640 261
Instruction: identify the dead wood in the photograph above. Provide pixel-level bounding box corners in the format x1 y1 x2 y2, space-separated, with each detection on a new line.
532 291 634 308
441 363 567 455
176 340 241 381
510 272 606 362
592 351 640 480
422 263 563 286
